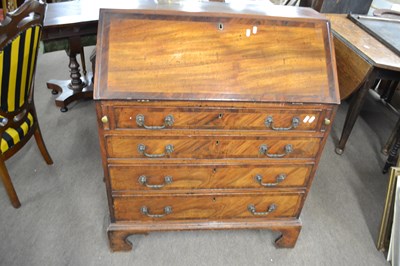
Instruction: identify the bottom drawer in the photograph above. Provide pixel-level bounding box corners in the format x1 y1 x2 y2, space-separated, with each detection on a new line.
113 192 304 221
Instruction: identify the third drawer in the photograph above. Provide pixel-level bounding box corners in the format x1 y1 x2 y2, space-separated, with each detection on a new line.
108 163 314 191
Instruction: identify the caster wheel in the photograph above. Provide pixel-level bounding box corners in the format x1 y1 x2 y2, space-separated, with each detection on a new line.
335 147 343 155
51 90 58 95
60 107 68 112
382 164 391 174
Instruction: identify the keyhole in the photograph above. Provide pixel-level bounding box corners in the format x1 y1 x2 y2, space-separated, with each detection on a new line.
212 197 216 202
218 23 223 31
213 168 217 174
216 140 219 145
218 113 223 119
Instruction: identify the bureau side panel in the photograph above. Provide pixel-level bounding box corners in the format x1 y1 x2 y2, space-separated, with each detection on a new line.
95 102 117 222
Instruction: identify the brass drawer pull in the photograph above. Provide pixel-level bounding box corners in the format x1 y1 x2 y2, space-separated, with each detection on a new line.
265 116 300 131
140 206 172 218
138 175 173 189
255 173 286 187
324 118 331 125
136 114 174 129
247 204 277 216
101 116 108 124
137 144 174 158
259 144 293 158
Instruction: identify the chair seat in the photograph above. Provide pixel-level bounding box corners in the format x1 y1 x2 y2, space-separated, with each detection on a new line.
0 112 34 154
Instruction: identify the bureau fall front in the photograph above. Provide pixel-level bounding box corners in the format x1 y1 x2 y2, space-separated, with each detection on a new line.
93 3 340 252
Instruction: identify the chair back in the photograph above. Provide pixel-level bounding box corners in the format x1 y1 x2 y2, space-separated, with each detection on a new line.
0 0 45 115
0 0 52 209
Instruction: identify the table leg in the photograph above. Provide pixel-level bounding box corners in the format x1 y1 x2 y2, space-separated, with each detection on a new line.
383 132 400 174
46 36 93 112
335 69 378 155
382 117 400 155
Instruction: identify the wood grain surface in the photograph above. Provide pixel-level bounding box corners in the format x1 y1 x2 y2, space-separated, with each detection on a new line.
113 192 303 221
333 36 372 99
326 14 400 72
95 6 339 252
105 135 321 159
95 10 339 104
108 163 313 190
112 106 323 131
107 219 302 251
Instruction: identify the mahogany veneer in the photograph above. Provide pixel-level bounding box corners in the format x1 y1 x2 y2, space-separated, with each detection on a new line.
94 4 339 252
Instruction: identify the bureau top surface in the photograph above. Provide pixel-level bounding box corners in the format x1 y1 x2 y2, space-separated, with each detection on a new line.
94 3 339 104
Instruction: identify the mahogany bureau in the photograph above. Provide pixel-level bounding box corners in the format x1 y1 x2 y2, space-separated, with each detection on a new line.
94 3 340 252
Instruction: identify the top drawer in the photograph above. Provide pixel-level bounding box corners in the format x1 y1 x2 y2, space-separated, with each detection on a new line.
110 106 324 132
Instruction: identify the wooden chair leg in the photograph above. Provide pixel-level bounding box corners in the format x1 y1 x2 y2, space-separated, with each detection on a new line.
34 128 53 165
0 160 21 208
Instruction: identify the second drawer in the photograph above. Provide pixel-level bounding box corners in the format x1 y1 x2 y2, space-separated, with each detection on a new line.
105 135 321 159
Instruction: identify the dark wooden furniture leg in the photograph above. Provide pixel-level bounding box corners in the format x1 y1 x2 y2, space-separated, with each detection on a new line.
80 47 87 76
90 49 96 84
46 36 93 112
381 80 399 104
299 0 323 11
382 116 400 155
335 69 378 154
383 121 400 173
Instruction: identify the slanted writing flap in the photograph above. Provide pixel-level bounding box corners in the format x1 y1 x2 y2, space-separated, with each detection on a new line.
95 7 339 104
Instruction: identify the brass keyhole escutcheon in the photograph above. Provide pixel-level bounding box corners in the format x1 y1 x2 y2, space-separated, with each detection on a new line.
216 140 219 145
218 23 223 31
218 113 223 119
213 168 217 174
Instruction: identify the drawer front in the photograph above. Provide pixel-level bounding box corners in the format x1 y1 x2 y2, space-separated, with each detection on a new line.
112 107 322 131
113 192 303 221
109 164 313 191
106 135 321 159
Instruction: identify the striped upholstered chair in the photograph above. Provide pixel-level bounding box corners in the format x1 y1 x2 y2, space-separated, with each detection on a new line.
0 0 53 208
